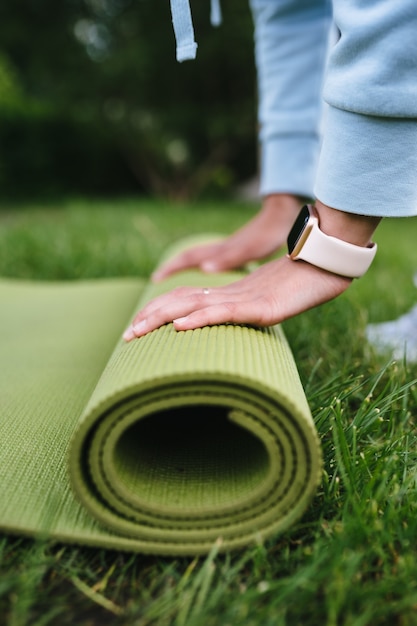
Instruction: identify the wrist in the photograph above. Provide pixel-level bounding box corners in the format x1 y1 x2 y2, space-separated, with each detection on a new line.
314 199 382 247
262 194 303 226
287 203 378 278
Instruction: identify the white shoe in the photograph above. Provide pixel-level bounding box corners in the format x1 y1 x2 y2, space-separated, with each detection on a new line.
366 303 417 362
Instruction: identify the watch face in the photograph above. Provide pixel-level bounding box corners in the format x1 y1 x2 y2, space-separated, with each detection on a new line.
287 205 311 254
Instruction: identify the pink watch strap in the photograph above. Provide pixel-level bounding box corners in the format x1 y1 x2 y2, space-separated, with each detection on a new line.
290 208 377 278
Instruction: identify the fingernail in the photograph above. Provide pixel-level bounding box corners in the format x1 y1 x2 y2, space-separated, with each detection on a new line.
201 261 218 273
132 319 147 336
173 316 188 327
123 326 135 341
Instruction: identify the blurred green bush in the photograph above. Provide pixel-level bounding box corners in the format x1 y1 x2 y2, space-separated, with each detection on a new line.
0 0 257 199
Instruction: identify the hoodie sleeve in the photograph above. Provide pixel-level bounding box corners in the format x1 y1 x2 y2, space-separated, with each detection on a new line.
249 0 333 199
315 0 417 217
251 0 417 217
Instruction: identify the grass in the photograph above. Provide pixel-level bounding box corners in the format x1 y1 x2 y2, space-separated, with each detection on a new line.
0 196 417 626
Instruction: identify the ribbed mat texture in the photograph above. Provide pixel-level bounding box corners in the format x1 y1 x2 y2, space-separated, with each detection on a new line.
0 237 322 555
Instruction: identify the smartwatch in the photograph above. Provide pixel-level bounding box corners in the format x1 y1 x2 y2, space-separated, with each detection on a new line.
287 204 377 278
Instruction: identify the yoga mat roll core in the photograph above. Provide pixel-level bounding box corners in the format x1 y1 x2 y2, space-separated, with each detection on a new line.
0 237 322 555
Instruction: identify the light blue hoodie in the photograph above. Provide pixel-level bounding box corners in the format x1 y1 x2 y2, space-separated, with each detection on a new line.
170 0 417 217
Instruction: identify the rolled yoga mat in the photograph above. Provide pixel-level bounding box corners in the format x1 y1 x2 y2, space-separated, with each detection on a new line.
0 237 322 556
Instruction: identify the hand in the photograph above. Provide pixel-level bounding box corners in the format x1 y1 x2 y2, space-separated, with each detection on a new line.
151 194 301 282
123 255 352 340
123 201 381 341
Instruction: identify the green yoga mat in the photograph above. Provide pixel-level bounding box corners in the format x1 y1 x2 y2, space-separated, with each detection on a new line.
0 237 322 556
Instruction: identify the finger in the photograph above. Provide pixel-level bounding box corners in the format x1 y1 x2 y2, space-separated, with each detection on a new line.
132 277 251 327
124 298 213 341
130 285 220 326
173 298 272 332
151 243 221 282
123 286 233 341
200 240 264 273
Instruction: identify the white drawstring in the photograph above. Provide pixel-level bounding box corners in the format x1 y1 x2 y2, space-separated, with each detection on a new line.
170 0 222 62
210 0 222 27
170 0 197 62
